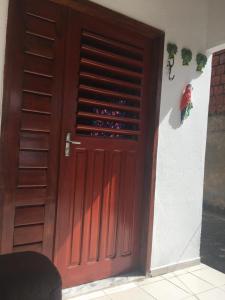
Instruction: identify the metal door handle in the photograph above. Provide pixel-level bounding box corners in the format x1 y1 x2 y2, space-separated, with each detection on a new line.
65 132 81 157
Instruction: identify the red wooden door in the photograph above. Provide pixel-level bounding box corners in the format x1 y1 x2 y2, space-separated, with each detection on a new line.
0 0 66 257
54 11 152 288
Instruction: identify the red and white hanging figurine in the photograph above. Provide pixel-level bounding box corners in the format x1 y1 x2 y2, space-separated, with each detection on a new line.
180 84 193 124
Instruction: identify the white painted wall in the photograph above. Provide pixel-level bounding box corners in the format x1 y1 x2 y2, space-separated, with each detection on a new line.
0 0 221 273
207 0 225 51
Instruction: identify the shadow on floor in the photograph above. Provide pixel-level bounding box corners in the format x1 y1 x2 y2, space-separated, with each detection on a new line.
201 210 225 274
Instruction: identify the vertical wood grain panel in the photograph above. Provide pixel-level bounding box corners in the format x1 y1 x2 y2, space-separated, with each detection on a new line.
106 151 121 258
88 150 105 262
70 149 87 266
120 151 137 256
81 150 94 264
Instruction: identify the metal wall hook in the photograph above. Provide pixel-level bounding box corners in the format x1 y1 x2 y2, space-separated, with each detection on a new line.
167 57 175 81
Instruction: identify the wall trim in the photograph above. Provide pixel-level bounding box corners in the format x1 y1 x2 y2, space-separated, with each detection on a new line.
150 257 201 277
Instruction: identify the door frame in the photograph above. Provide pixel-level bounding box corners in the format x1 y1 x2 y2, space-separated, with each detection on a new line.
0 0 164 276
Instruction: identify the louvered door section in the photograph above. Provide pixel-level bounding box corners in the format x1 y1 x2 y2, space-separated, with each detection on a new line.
76 30 143 140
54 11 150 287
0 0 66 257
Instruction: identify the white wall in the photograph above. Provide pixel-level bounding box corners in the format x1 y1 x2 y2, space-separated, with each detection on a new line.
207 0 225 51
91 0 211 271
0 0 214 273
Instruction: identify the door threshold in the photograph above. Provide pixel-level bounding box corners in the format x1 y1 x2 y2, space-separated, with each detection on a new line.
62 272 146 299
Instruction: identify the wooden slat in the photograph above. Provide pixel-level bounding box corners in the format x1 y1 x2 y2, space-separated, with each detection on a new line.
82 31 143 57
21 112 51 132
19 150 48 168
77 125 140 136
17 169 47 187
15 206 45 227
20 132 49 151
79 98 140 113
81 58 143 80
13 242 43 253
80 72 141 92
22 92 51 115
25 14 56 40
15 188 47 207
25 34 54 59
24 0 59 23
24 53 53 77
13 224 44 246
81 45 143 69
79 84 141 102
23 73 53 95
77 111 140 125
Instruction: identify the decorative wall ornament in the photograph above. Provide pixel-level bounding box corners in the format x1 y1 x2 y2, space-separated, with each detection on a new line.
181 48 192 65
180 84 193 124
196 53 207 72
167 43 178 81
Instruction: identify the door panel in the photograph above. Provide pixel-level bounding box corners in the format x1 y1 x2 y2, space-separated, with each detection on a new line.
54 11 152 287
0 0 66 257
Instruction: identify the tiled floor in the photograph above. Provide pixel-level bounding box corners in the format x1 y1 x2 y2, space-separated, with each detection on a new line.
63 264 225 299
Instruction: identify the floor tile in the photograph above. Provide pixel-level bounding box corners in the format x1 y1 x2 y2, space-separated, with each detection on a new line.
94 298 110 300
67 290 107 300
173 269 190 276
168 273 213 294
137 276 164 286
108 287 155 300
192 267 225 287
104 282 137 295
196 288 225 299
141 279 190 300
186 264 207 273
162 268 189 279
162 273 175 279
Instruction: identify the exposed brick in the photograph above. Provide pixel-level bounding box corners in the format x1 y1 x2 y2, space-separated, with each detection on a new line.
217 104 225 113
216 49 225 56
210 96 215 103
221 74 225 84
212 55 220 66
210 52 225 114
214 85 223 95
215 95 224 104
215 65 225 75
209 102 216 114
211 68 216 76
220 53 225 64
211 75 221 86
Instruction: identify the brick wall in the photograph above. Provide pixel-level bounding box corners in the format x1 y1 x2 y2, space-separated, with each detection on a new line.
209 50 225 114
204 49 225 211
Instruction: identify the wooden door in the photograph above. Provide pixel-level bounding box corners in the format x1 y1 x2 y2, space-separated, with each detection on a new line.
54 10 153 287
0 0 66 257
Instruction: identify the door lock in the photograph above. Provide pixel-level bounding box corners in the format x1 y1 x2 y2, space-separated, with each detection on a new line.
65 132 81 157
